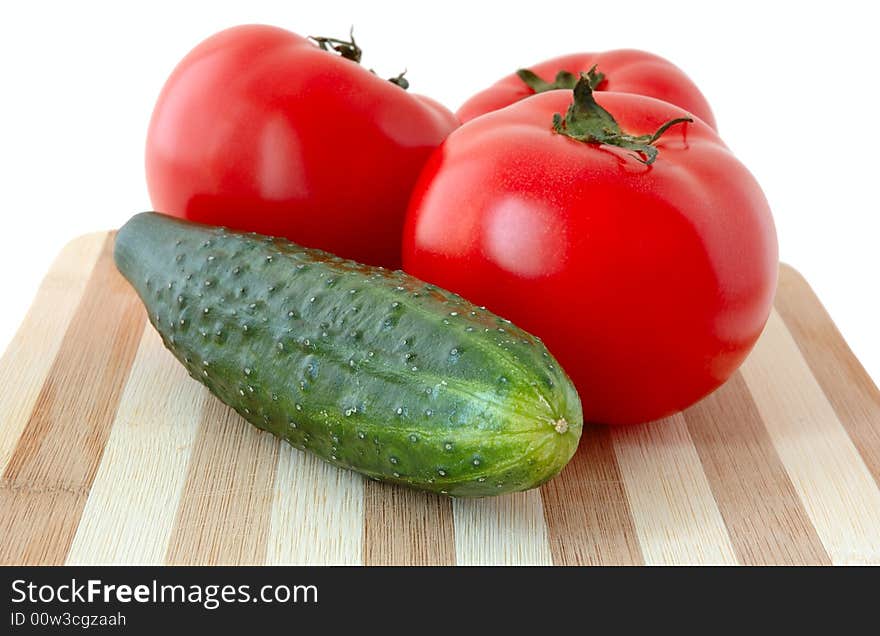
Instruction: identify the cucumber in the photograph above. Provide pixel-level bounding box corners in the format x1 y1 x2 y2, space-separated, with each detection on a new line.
114 212 582 497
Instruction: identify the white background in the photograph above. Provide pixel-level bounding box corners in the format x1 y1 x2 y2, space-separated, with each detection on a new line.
1 0 877 382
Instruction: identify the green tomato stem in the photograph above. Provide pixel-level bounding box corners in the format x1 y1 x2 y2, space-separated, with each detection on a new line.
516 64 605 93
551 74 692 165
309 28 410 90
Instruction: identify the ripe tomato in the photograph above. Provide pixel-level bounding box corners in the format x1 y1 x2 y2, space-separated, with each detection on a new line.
146 25 458 269
457 49 717 130
403 79 776 425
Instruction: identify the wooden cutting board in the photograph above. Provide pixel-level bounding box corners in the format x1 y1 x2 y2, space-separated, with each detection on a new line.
1 232 879 566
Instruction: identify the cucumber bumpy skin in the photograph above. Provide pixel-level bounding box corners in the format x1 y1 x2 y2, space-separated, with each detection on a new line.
114 213 582 497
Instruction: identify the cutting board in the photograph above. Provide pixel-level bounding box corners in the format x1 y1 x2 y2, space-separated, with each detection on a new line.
1 232 879 566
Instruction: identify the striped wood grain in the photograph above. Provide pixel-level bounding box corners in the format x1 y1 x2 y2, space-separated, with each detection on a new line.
66 327 208 564
363 480 455 566
0 235 144 565
452 490 553 565
774 267 880 490
2 237 879 566
266 443 364 565
683 372 829 565
164 398 279 565
540 425 643 565
0 232 105 473
740 310 880 564
612 413 738 564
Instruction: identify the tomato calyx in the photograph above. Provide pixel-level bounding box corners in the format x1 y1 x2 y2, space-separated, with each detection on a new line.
552 74 693 165
309 28 363 62
516 64 605 94
387 70 409 90
309 28 410 89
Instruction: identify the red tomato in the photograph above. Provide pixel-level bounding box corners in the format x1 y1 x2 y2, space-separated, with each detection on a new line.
457 49 717 130
146 25 459 269
403 81 776 425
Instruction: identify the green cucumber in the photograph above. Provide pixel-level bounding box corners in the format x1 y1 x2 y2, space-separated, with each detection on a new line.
114 212 582 497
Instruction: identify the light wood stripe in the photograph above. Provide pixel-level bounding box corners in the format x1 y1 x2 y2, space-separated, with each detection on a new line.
0 233 105 473
612 413 738 564
0 236 145 565
774 265 880 488
363 480 455 566
684 372 830 565
66 327 207 564
165 399 279 565
265 445 364 565
740 309 880 564
452 490 553 565
541 425 643 565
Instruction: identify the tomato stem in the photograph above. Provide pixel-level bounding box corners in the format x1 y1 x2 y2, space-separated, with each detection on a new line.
551 74 692 165
387 69 410 89
309 28 411 90
517 64 605 94
309 27 363 63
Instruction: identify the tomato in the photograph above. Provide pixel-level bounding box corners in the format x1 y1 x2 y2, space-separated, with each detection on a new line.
403 79 776 425
457 49 717 130
146 25 458 269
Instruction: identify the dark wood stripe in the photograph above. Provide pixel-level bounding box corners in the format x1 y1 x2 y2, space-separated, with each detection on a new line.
165 398 279 565
774 265 880 490
362 480 455 565
0 235 145 565
541 425 643 565
684 371 830 565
